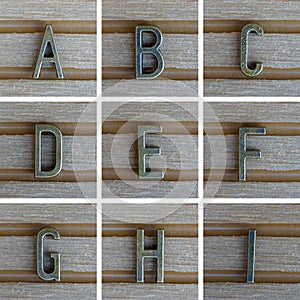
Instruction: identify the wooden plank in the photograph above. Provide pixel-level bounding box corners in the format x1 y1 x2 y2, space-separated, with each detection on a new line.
0 182 95 198
0 237 95 272
0 204 96 223
0 34 96 69
204 204 300 224
204 79 300 97
0 80 96 96
102 283 198 299
102 204 198 224
102 0 198 21
204 103 300 123
205 283 300 299
103 134 197 170
0 135 95 171
0 1 96 21
204 0 300 20
0 283 96 299
204 181 300 198
103 34 197 69
0 103 96 122
204 33 300 68
103 102 198 121
103 237 197 273
103 181 198 198
204 135 300 171
102 80 198 96
205 236 300 272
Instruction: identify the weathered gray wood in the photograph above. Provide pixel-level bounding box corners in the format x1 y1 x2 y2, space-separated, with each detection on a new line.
204 79 300 97
0 237 95 272
103 134 197 170
1 135 95 171
103 237 197 272
102 80 198 97
0 204 96 223
103 181 198 198
204 204 300 224
204 181 300 198
102 0 197 20
102 283 198 299
204 135 300 171
103 102 198 121
205 33 300 68
102 204 198 224
0 1 96 20
205 283 300 300
0 34 96 68
0 80 96 96
204 103 300 123
0 182 95 198
204 0 300 20
103 34 197 69
0 283 96 299
0 103 96 122
205 236 300 272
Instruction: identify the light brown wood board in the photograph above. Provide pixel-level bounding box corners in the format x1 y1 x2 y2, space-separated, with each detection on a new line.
0 102 96 198
102 102 198 198
0 1 96 96
0 204 96 299
102 0 198 96
102 203 198 300
204 102 300 198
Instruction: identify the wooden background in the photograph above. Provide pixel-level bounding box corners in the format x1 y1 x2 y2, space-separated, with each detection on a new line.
102 0 198 96
0 0 96 96
204 204 300 299
102 203 198 300
102 102 198 198
0 204 96 299
204 0 300 96
204 102 300 198
0 103 96 198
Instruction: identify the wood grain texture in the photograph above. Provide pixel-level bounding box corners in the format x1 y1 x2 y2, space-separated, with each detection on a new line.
103 204 198 299
0 204 96 298
0 1 96 21
204 204 300 224
0 204 96 223
102 0 197 96
204 1 300 96
204 0 300 20
103 284 198 299
102 0 198 20
204 102 300 197
0 283 96 300
103 102 198 198
205 283 300 300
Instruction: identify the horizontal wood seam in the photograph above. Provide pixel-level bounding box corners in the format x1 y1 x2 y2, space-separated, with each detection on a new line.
103 67 198 80
0 170 96 182
0 21 96 34
102 224 198 237
103 270 198 284
205 67 300 80
103 121 198 135
204 223 300 237
0 270 96 283
205 270 300 283
205 169 300 182
103 168 198 181
204 20 300 33
0 122 96 136
103 20 198 34
0 68 96 80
